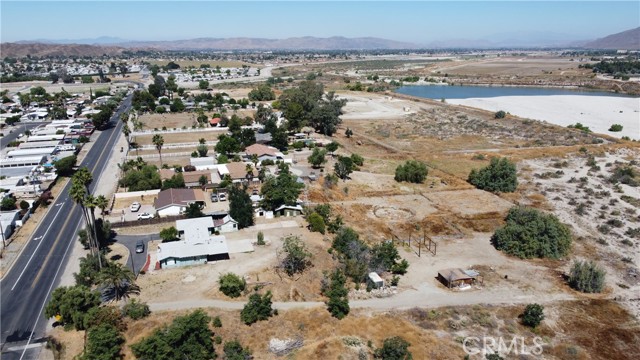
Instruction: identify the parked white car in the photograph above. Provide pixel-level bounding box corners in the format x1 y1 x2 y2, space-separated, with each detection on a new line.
137 212 154 220
130 202 141 212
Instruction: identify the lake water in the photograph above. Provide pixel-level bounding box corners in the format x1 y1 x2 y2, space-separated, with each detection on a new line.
395 85 634 99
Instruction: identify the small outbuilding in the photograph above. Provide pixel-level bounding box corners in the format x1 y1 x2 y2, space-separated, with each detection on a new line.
368 272 384 289
437 268 482 289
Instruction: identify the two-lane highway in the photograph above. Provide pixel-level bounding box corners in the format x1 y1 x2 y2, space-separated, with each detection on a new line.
0 95 132 360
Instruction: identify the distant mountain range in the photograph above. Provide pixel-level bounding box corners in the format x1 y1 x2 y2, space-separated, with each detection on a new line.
584 27 640 50
2 28 638 57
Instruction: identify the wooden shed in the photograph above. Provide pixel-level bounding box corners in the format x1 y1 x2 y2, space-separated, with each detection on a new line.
437 268 481 289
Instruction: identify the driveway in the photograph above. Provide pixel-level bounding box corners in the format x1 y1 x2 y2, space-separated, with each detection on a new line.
112 233 159 274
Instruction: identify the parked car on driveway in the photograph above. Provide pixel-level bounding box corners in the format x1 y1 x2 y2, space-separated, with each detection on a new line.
130 202 141 212
211 193 218 202
219 193 227 201
135 240 145 253
137 212 154 220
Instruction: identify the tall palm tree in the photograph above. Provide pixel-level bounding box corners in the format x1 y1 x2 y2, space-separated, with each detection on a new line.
98 263 140 302
95 195 109 220
152 134 164 167
69 182 101 269
122 124 131 148
73 167 93 192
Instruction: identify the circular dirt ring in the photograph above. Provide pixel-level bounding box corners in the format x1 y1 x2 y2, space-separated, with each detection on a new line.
372 206 415 221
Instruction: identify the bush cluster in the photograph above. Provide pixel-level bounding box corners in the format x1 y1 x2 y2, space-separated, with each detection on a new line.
468 157 517 193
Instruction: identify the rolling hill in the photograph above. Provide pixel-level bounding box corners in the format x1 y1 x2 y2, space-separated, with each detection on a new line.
584 27 640 50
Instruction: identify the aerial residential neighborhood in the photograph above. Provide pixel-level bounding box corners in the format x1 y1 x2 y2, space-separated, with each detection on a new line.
1 1 639 360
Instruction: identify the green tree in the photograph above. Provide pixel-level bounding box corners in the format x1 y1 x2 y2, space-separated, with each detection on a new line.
159 226 179 242
521 303 544 328
97 262 140 302
334 156 354 180
307 212 326 234
281 235 312 276
54 155 77 177
240 292 274 325
307 148 327 168
494 110 506 119
170 98 185 112
219 272 246 298
95 195 109 220
0 196 16 211
468 157 517 193
350 153 364 168
568 260 606 293
345 128 353 138
131 310 215 360
185 203 204 218
326 269 350 319
198 80 209 90
81 324 124 360
83 305 126 332
325 141 339 156
608 124 623 132
229 185 254 229
44 285 101 331
19 200 30 212
491 206 572 259
394 160 428 183
74 253 107 287
260 164 304 211
223 340 252 360
162 173 185 190
196 144 209 157
374 336 413 360
248 84 275 101
152 134 165 167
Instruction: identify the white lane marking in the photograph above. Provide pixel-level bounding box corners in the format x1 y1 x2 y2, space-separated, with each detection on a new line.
18 215 81 360
11 203 65 291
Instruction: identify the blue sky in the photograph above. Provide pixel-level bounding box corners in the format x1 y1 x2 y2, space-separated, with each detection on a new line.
1 1 638 44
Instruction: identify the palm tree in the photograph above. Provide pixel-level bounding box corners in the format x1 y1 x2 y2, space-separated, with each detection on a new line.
152 134 164 167
122 124 131 148
69 182 100 268
73 167 93 192
98 263 140 302
251 154 259 169
119 112 128 124
95 195 109 220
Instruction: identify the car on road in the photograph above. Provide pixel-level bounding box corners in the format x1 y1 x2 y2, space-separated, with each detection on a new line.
219 193 227 201
137 212 154 220
130 202 141 212
135 240 145 253
211 193 218 202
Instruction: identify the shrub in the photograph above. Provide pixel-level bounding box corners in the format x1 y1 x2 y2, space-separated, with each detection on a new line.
568 260 605 293
212 316 222 328
608 124 623 132
256 231 265 245
122 299 151 320
494 110 506 119
240 291 274 325
326 269 350 319
374 336 412 359
219 273 246 298
521 303 544 328
468 157 517 192
491 207 572 259
281 236 312 276
394 160 428 183
307 212 326 234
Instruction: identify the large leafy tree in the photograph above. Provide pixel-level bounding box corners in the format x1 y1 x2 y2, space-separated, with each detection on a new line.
218 272 246 298
81 324 124 360
394 160 428 184
131 310 215 360
54 155 77 177
491 206 572 259
334 156 354 180
240 291 274 325
468 157 517 193
229 185 254 229
307 148 327 168
44 285 101 331
281 236 312 276
260 163 304 211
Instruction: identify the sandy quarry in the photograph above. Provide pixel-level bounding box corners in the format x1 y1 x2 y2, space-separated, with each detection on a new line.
448 95 640 140
339 92 420 120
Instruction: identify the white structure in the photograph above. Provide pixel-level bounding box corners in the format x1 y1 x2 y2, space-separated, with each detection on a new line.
6 147 57 159
18 141 62 150
190 157 217 170
213 214 239 234
0 156 46 168
157 217 230 269
26 134 65 143
368 272 384 289
0 210 21 247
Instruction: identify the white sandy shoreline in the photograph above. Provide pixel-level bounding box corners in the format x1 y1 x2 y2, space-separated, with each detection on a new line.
447 95 640 140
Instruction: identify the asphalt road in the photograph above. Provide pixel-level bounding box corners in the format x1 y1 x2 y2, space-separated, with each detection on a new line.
0 95 132 360
0 122 45 149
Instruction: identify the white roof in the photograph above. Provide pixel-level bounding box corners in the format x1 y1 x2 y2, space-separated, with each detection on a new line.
217 164 230 176
26 134 65 142
176 216 214 245
7 147 57 158
274 204 303 212
18 141 61 149
157 236 228 262
368 272 383 283
0 156 46 166
190 157 216 167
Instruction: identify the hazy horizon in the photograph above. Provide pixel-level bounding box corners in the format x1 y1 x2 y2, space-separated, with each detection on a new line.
1 1 639 45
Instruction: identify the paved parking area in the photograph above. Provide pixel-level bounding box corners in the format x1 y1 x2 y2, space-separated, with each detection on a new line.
116 204 156 222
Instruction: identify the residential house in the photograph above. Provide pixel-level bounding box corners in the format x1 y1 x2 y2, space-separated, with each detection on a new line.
159 169 212 188
274 204 303 217
221 162 259 185
157 216 230 269
0 210 21 247
154 188 206 217
244 144 283 163
213 214 239 233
